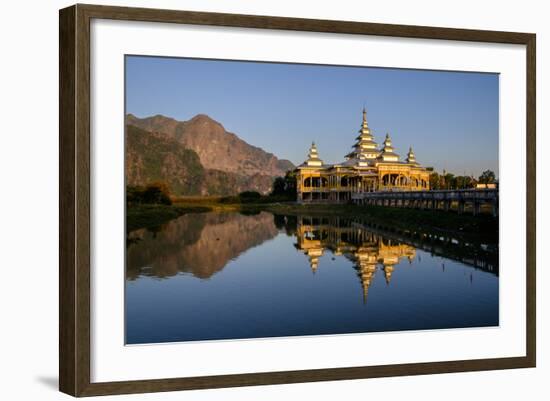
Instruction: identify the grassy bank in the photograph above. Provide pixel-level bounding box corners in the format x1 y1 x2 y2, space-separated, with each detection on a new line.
131 196 498 244
126 204 212 232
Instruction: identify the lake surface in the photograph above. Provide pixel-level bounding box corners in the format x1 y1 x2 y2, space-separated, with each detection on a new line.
126 211 498 344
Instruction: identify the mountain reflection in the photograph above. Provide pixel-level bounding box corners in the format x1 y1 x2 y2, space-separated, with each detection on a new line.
127 212 278 280
127 211 498 291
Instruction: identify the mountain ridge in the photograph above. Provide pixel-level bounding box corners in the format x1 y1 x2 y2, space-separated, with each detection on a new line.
125 113 294 176
125 113 295 196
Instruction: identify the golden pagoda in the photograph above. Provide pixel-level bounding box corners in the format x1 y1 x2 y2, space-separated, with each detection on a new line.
296 109 431 203
294 215 416 302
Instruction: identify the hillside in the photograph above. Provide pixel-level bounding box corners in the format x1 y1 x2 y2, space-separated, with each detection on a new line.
125 117 295 196
126 125 204 195
126 113 294 176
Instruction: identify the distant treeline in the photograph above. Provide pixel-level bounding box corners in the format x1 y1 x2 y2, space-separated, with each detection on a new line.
219 170 298 203
428 169 496 190
127 170 298 206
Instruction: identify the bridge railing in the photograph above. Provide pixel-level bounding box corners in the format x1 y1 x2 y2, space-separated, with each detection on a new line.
352 188 498 200
352 189 498 216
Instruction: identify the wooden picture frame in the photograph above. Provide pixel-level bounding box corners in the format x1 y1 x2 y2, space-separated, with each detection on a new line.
59 3 536 397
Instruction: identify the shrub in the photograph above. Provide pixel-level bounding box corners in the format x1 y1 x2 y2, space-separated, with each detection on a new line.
238 191 262 202
127 182 172 205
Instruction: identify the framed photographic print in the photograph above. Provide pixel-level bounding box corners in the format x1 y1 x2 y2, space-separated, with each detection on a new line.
59 4 536 397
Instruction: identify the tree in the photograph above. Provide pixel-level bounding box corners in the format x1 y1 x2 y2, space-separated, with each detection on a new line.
283 170 297 199
126 182 172 205
443 173 455 190
238 191 262 200
428 171 477 190
142 182 172 205
271 177 286 196
478 170 496 184
429 172 441 190
270 170 297 200
454 175 474 189
460 175 476 189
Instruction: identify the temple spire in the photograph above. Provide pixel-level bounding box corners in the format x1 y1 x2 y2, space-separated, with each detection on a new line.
346 108 379 162
357 263 376 304
309 141 318 158
382 133 393 152
303 141 324 167
377 133 400 162
406 146 418 164
359 107 370 134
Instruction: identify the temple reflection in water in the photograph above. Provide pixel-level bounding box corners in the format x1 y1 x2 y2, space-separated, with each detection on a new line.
294 215 416 302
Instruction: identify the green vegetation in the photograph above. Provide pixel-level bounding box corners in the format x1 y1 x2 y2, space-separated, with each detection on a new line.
270 170 297 199
238 191 262 200
126 183 211 231
127 182 172 205
428 169 497 190
479 169 496 184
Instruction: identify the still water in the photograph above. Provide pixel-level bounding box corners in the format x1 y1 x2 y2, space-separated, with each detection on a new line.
126 211 498 344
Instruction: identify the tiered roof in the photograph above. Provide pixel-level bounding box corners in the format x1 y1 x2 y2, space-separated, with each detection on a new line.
298 109 423 169
406 147 418 165
345 108 380 163
302 141 324 167
377 133 400 162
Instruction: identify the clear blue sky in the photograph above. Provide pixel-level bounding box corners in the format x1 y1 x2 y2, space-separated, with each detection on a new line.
126 55 499 177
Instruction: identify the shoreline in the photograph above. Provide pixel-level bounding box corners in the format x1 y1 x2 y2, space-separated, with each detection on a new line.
126 204 212 232
127 200 498 244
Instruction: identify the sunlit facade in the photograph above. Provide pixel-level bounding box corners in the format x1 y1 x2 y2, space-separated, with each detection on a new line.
296 109 430 203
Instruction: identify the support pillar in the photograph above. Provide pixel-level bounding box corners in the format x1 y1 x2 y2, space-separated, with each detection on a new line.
458 200 465 214
473 201 481 216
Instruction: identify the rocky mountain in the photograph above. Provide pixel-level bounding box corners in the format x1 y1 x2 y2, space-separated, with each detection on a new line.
126 125 204 195
127 113 293 172
125 114 295 196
